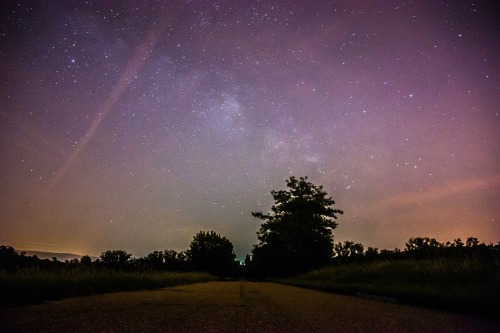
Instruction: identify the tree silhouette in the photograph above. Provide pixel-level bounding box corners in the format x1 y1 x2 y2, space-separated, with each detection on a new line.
333 241 364 263
0 245 22 272
405 237 441 251
364 247 379 261
465 237 479 247
187 231 236 276
99 250 132 271
163 249 187 271
145 250 165 270
251 176 343 276
80 255 92 267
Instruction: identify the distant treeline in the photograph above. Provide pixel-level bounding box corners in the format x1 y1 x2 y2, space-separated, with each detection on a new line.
331 236 500 264
0 245 183 272
242 236 500 278
0 231 240 277
2 236 498 277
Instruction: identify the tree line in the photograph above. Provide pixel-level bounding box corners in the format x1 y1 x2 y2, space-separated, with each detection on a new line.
0 230 239 277
1 176 499 278
330 236 499 264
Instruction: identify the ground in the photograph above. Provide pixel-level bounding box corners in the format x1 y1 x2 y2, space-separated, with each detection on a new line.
1 282 498 332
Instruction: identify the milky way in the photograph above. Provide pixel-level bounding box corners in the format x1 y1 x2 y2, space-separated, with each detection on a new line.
1 1 499 258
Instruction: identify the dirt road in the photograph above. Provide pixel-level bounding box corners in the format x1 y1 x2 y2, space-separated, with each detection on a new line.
1 281 498 332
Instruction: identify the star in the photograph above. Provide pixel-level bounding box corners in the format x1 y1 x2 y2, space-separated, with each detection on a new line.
0 0 498 258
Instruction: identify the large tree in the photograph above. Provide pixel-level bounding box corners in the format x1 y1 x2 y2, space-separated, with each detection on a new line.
187 231 237 276
251 176 343 276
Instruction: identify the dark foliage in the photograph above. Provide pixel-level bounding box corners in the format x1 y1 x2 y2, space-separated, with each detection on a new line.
331 236 500 265
0 230 239 277
0 245 67 272
187 231 239 277
80 255 92 266
0 245 24 272
99 250 132 271
332 241 365 263
127 250 190 272
249 176 343 277
285 236 500 319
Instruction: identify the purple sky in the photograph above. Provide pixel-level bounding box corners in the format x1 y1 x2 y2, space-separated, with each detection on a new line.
1 1 498 259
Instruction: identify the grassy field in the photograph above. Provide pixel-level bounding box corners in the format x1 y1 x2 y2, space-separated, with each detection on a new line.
282 258 499 318
0 270 216 307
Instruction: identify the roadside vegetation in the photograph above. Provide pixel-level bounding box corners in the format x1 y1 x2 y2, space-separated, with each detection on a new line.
0 230 237 306
0 269 215 307
282 237 499 318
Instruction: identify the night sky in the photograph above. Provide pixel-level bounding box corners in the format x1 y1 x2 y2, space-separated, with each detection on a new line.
1 1 499 259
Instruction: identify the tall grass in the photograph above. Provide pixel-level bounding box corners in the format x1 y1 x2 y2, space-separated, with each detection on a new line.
283 258 499 318
0 270 216 307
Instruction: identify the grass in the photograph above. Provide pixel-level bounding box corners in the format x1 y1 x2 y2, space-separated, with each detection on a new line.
0 270 216 307
281 258 499 318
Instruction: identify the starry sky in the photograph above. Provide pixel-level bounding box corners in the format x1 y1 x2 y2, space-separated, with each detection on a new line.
1 1 499 259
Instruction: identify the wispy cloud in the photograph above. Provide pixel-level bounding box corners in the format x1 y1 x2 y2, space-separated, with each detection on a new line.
373 174 500 210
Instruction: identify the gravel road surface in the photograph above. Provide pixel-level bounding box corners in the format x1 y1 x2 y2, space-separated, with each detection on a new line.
1 281 498 332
